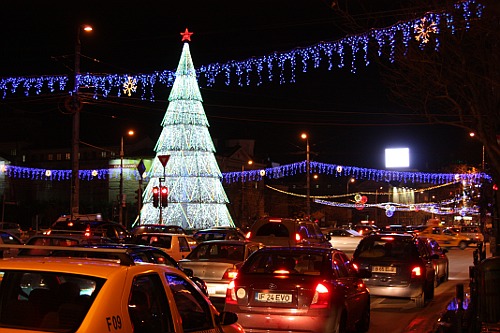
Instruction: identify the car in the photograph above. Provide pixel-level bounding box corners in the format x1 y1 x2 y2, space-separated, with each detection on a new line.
351 233 437 307
426 238 449 286
19 234 115 256
224 246 371 333
0 244 242 333
130 232 192 261
44 219 131 243
449 225 484 244
0 230 23 257
353 224 380 236
245 217 331 248
327 228 364 252
44 243 209 296
193 227 246 242
418 225 471 249
179 240 264 299
0 222 22 238
130 224 186 236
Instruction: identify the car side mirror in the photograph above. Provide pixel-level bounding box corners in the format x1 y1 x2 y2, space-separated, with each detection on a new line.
218 311 238 326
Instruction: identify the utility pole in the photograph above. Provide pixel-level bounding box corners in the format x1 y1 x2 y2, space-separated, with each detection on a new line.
70 24 92 219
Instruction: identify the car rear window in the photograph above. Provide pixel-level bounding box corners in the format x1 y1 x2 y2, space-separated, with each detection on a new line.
355 237 418 259
194 231 229 241
243 251 325 275
187 243 245 261
0 270 105 330
255 223 290 237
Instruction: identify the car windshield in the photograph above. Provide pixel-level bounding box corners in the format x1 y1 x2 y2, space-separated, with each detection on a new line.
0 270 105 330
242 251 325 275
355 237 418 260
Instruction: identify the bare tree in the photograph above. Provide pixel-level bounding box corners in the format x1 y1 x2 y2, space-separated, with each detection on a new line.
332 0 500 250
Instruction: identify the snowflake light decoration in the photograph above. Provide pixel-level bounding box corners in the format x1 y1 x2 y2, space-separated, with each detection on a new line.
123 76 137 96
414 17 438 44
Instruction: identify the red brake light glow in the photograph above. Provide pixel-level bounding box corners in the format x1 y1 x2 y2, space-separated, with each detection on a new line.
411 266 422 277
295 233 301 242
226 281 237 304
84 225 91 237
311 283 329 308
245 231 251 239
269 219 282 222
381 236 395 241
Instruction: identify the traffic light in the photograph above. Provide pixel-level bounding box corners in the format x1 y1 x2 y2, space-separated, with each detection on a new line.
152 186 159 207
161 186 168 207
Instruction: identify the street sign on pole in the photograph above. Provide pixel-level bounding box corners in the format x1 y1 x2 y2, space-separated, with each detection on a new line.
137 159 146 178
158 155 170 167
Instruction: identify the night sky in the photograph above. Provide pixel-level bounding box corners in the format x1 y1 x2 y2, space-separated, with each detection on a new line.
0 0 481 171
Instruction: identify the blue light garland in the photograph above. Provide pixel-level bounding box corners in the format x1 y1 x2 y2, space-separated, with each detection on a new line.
0 0 484 100
2 160 491 185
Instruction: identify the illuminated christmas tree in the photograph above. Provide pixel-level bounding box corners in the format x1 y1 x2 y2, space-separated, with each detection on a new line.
140 29 234 229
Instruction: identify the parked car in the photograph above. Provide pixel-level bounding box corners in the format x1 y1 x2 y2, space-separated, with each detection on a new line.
130 232 192 261
179 240 263 299
224 246 371 332
0 222 22 238
44 219 131 243
327 228 364 252
193 227 246 242
246 217 331 248
351 233 437 307
418 225 471 249
130 224 186 236
0 244 242 333
426 238 449 286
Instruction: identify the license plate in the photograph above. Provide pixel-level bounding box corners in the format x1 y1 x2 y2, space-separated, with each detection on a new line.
255 292 292 303
372 265 396 273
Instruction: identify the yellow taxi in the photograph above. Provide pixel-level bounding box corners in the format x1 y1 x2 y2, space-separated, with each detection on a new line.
0 244 244 333
418 225 471 250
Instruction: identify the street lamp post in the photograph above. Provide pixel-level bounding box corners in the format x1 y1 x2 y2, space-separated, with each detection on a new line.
70 24 92 219
119 130 134 226
346 177 355 195
301 133 310 219
469 132 485 170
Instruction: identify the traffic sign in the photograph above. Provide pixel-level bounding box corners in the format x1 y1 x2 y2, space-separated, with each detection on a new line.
158 155 170 167
137 159 146 176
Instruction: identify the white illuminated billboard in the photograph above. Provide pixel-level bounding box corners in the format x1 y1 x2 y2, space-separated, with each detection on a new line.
385 148 410 168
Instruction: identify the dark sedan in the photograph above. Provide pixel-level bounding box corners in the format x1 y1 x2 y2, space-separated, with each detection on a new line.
224 246 371 333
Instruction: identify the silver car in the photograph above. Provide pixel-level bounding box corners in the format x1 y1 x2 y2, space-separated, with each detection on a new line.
327 228 364 252
179 240 263 299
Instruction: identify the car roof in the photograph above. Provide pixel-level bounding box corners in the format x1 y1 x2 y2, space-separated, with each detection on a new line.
255 246 334 254
196 239 260 245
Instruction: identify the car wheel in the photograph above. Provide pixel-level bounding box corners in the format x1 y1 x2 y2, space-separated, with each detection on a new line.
444 265 449 281
355 301 370 332
414 290 425 308
459 241 468 250
325 309 346 333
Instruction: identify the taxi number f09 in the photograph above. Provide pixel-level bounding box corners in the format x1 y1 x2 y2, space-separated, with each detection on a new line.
256 292 292 303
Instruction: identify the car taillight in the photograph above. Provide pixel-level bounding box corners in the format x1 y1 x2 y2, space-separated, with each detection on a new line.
222 268 238 280
411 266 422 278
225 281 237 304
245 231 251 239
84 226 91 237
311 283 329 308
295 233 301 242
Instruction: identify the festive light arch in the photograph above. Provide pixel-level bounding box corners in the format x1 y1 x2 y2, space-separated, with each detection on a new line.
0 160 491 185
0 0 484 100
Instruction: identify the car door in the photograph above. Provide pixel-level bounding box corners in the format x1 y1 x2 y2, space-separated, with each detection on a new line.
332 252 366 314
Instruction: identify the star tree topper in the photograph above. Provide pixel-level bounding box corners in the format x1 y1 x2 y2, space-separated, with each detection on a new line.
180 28 193 42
